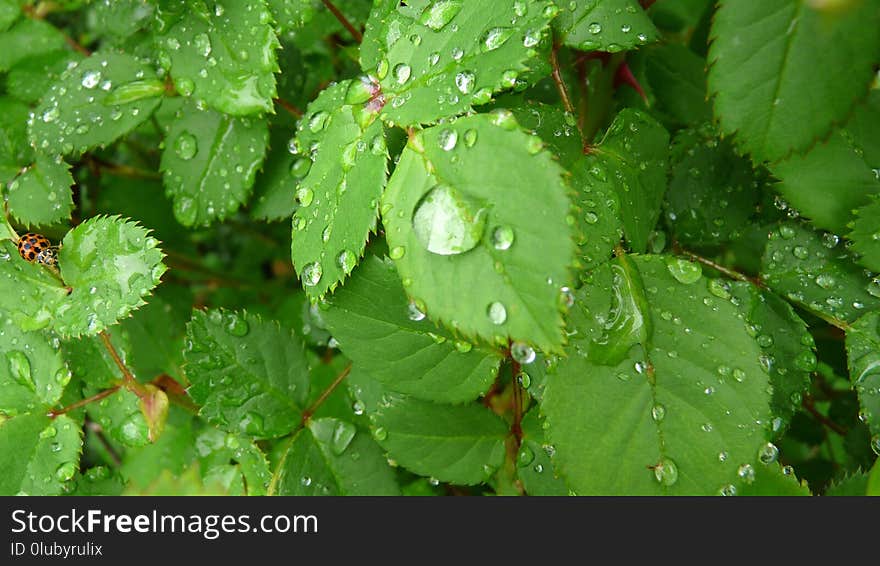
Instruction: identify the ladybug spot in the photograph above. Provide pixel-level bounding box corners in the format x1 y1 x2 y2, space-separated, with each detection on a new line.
27 251 36 260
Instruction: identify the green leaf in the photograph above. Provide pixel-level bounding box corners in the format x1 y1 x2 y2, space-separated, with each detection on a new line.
6 50 85 104
846 312 880 439
160 102 269 227
84 386 151 447
322 255 502 403
587 108 669 253
0 318 69 416
0 414 82 495
849 195 880 272
0 96 34 182
120 408 196 488
664 127 758 247
542 255 773 495
0 0 18 32
89 0 155 39
0 240 70 332
63 330 132 390
737 462 810 496
728 284 813 433
643 44 711 128
0 18 66 72
184 309 310 439
195 427 271 496
554 0 659 53
272 417 401 495
121 293 187 383
369 0 558 125
826 471 869 496
157 0 279 115
349 368 508 485
29 50 164 156
517 410 568 495
769 92 880 234
54 216 167 337
382 111 574 352
6 154 74 227
250 123 300 222
290 81 388 299
761 222 880 326
708 0 880 162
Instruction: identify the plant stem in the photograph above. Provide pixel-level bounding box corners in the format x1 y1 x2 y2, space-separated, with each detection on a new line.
87 156 161 180
49 386 120 418
676 248 757 285
86 420 122 466
510 360 524 448
802 395 847 436
99 331 149 401
301 363 353 424
274 97 303 118
321 0 363 43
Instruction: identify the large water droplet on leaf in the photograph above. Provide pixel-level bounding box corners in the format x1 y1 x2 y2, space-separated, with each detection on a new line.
174 131 198 160
6 350 33 390
412 185 488 256
301 262 323 287
331 420 357 455
654 458 678 486
419 0 462 31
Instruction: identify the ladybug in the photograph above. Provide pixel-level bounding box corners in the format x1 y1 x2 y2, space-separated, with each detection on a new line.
17 233 58 268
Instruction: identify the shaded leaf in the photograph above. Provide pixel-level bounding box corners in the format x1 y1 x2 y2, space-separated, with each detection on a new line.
0 414 82 495
0 318 69 416
708 0 880 162
322 255 502 403
555 0 659 53
6 154 74 227
846 312 880 439
184 309 310 439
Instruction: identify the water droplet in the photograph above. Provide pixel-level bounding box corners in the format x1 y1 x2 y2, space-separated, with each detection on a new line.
412 185 488 256
308 111 329 133
40 425 57 439
407 302 426 322
758 442 779 465
491 225 515 251
221 312 248 337
463 129 478 147
666 258 702 284
651 404 666 422
374 426 388 441
6 351 33 390
55 462 77 482
588 22 602 34
389 246 406 259
290 158 312 178
336 250 357 273
174 131 197 160
455 71 475 94
481 27 513 51
438 128 458 151
393 63 412 84
454 340 473 353
487 302 507 325
420 0 462 31
194 32 212 57
737 463 756 484
81 70 101 89
653 458 678 486
295 187 314 207
331 421 357 455
778 225 796 239
511 342 536 364
517 445 535 467
815 274 836 290
719 484 737 496
301 262 323 287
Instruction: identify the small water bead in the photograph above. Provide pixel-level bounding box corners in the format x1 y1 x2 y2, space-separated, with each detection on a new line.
393 63 412 85
651 404 666 422
336 250 357 272
295 187 314 207
511 342 536 364
718 451 728 463
653 458 678 487
666 257 702 284
455 71 475 94
481 27 513 51
487 302 507 325
792 246 809 259
454 340 473 353
438 128 458 151
420 0 462 31
308 111 329 133
301 262 323 287
815 274 836 289
81 70 101 89
412 185 487 256
463 129 478 147
389 246 406 259
588 22 602 34
174 131 198 160
758 442 779 465
290 158 312 178
871 434 880 456
55 462 77 482
719 484 737 496
737 463 756 484
492 225 515 251
404 300 426 322
331 421 357 455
